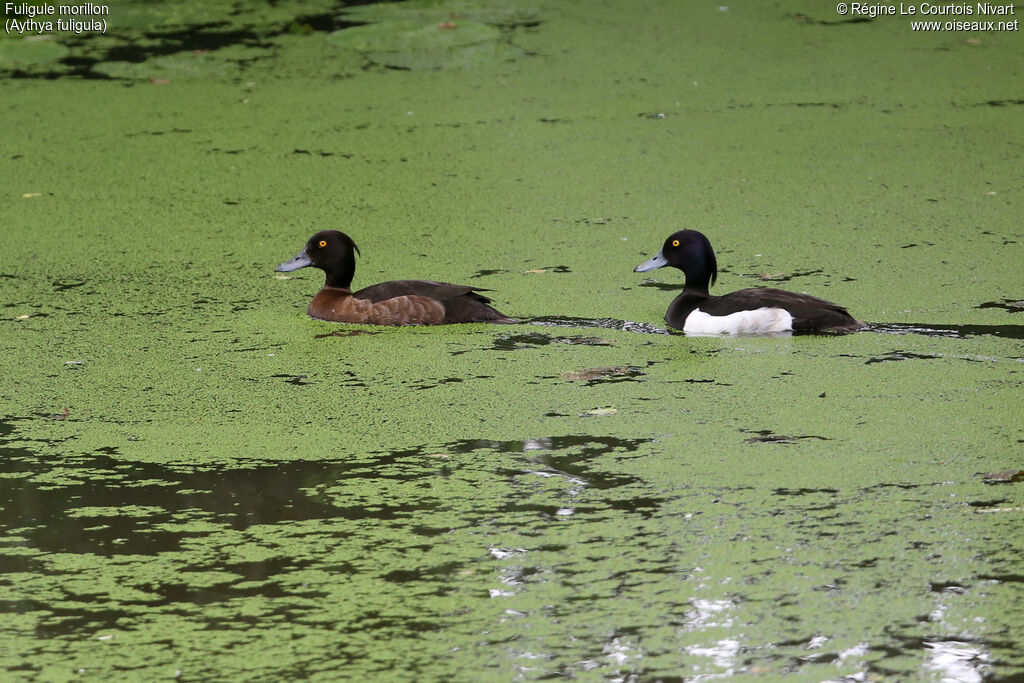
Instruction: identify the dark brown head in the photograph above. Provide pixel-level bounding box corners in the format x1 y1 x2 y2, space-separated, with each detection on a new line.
634 229 718 292
276 230 361 288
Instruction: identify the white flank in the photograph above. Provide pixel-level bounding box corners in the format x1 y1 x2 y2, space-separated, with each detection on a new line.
683 307 793 335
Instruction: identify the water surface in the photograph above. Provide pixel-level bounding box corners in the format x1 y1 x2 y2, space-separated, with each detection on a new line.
1 0 1022 679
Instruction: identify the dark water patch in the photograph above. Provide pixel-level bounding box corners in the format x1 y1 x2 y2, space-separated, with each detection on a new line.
798 651 841 664
469 268 509 278
124 128 192 137
26 570 329 638
790 13 874 25
327 4 540 70
52 280 86 291
224 556 313 583
381 562 463 584
291 148 351 157
0 417 439 558
230 298 261 311
495 502 601 517
0 453 356 557
977 469 1024 484
638 280 681 291
207 147 251 155
0 440 463 631
111 310 167 318
271 373 310 385
574 216 621 225
314 328 381 339
448 435 649 457
335 370 366 387
773 487 839 496
977 299 1023 313
725 101 848 111
27 605 143 640
977 573 1024 583
868 322 1024 339
526 265 571 273
785 101 843 108
286 11 348 34
743 268 825 282
412 377 464 390
662 377 733 387
865 350 941 364
606 496 663 518
526 315 671 335
742 429 830 445
103 26 272 63
447 435 652 491
150 573 315 608
1 2 374 80
45 408 70 421
930 581 967 594
851 557 880 568
228 342 284 353
456 331 617 354
0 416 78 449
967 498 1008 509
563 365 645 385
39 28 266 80
977 99 1024 107
862 482 923 492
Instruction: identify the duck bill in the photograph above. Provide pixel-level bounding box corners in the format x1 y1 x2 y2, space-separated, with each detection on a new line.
634 251 668 273
275 251 312 272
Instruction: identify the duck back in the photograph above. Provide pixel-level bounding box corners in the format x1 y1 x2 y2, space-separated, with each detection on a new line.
353 280 511 324
670 287 860 333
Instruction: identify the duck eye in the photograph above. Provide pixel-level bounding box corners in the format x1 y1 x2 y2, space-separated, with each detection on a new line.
318 240 327 248
671 239 680 247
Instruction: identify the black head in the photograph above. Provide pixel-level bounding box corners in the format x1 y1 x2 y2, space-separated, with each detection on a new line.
276 230 361 288
634 229 718 292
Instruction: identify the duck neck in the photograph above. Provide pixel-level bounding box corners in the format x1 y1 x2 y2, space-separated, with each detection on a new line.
324 252 356 289
683 267 714 296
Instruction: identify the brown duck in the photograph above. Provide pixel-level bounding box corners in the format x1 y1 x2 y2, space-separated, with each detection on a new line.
275 230 513 325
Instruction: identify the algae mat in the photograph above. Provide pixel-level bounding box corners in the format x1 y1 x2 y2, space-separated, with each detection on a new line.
2 0 1023 680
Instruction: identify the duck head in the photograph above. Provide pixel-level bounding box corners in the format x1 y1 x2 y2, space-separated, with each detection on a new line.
276 230 361 288
634 229 718 292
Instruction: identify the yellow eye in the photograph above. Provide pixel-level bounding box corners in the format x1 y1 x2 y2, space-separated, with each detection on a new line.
672 239 679 247
318 240 327 247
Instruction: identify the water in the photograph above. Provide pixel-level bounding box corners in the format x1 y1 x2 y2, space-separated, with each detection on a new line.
1 0 1022 679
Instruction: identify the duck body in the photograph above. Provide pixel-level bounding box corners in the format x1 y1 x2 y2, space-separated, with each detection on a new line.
277 230 512 325
635 230 862 335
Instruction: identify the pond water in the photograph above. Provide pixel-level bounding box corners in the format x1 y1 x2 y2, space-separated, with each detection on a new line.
1 0 1022 680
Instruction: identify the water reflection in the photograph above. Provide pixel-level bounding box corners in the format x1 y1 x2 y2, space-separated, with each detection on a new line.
527 315 671 335
2 418 1017 679
868 322 1024 339
924 641 990 683
1 424 654 564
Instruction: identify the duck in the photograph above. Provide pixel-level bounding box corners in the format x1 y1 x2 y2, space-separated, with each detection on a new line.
634 230 863 334
275 230 514 325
